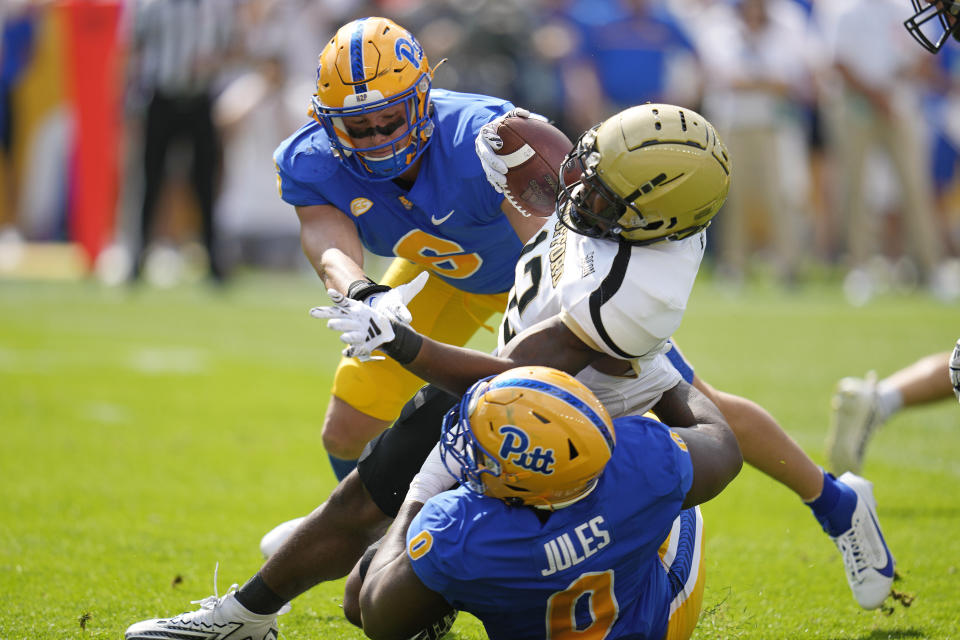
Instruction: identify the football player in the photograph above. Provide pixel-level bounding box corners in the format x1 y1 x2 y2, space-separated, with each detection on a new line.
905 0 960 53
122 105 891 640
274 16 546 481
355 366 742 640
827 342 960 475
317 104 895 611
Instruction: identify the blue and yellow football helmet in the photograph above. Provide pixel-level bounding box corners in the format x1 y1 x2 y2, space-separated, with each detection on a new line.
440 366 616 509
311 17 434 180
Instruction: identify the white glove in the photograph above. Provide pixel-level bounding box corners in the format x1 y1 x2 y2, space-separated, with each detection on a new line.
475 107 549 194
950 338 960 403
365 271 429 325
407 443 458 504
310 290 395 362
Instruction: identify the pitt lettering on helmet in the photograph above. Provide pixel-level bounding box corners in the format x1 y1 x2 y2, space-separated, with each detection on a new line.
497 425 556 475
540 516 610 577
395 37 423 66
408 530 433 560
350 198 374 216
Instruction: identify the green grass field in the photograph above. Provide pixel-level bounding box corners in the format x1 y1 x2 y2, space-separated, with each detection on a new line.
2 271 958 639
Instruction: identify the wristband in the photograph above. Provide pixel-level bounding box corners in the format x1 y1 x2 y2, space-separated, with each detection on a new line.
347 278 391 302
381 322 423 364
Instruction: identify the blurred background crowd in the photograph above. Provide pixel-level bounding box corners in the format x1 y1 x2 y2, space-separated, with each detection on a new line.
2 0 960 302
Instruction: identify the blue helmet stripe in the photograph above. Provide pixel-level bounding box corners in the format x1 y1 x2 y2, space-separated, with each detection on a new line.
350 19 368 94
488 377 615 453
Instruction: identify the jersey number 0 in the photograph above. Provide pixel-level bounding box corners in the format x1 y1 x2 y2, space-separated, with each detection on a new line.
546 569 618 638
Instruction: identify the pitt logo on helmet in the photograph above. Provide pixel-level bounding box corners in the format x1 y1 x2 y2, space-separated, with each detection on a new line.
310 17 435 181
497 425 557 475
440 366 615 509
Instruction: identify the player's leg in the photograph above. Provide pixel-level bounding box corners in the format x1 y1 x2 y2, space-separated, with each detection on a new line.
875 351 953 406
132 95 172 280
126 385 458 639
670 340 894 609
322 258 505 479
660 507 704 640
343 538 457 639
323 260 446 477
694 376 823 500
827 351 953 475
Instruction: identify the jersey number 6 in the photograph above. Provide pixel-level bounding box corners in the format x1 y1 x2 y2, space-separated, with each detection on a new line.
393 230 483 280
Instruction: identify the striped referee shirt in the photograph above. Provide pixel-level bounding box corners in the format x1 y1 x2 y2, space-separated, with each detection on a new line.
130 0 236 98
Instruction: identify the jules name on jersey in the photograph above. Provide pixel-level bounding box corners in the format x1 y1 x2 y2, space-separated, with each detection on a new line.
540 515 611 577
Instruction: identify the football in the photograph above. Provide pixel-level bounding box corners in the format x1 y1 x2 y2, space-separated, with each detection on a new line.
494 116 575 217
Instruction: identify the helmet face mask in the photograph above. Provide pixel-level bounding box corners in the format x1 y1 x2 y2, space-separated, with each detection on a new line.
440 367 616 510
557 104 730 246
311 18 434 181
905 0 960 53
558 129 631 242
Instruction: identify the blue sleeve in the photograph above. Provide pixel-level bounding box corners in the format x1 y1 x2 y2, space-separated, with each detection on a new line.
272 122 335 207
665 340 695 383
405 494 468 597
613 416 694 505
431 91 513 221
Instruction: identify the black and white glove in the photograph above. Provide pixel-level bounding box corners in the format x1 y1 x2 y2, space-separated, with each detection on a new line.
310 273 428 362
950 338 960 403
311 291 395 362
474 107 549 194
347 271 429 325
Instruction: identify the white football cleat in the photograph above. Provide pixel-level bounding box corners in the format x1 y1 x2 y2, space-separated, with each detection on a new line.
259 516 306 558
831 472 895 610
125 589 278 640
826 372 885 475
409 609 458 640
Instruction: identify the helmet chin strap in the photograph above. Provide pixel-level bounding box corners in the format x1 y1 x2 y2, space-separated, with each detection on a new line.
361 146 410 177
531 478 600 511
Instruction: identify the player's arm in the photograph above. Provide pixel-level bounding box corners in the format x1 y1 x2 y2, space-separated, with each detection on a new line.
296 203 368 292
390 315 603 397
500 198 549 244
358 500 453 640
653 379 742 509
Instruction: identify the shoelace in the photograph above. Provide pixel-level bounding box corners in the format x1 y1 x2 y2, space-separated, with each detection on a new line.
189 562 240 612
836 517 869 583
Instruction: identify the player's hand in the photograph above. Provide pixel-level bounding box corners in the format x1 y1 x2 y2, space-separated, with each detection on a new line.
475 107 548 194
367 271 429 325
950 338 960 403
310 290 395 361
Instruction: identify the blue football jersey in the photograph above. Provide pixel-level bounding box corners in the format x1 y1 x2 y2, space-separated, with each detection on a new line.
407 416 694 640
274 89 522 294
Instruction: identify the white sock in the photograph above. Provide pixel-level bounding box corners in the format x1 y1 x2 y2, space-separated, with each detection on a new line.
875 383 902 423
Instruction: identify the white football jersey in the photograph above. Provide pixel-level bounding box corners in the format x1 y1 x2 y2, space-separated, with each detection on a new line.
496 213 706 416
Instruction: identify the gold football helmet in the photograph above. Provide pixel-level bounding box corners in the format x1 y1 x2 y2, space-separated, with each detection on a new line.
310 17 434 180
440 366 616 509
558 103 731 245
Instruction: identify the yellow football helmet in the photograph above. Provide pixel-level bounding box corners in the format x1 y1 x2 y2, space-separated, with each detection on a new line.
558 103 731 245
440 366 616 509
310 17 434 180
